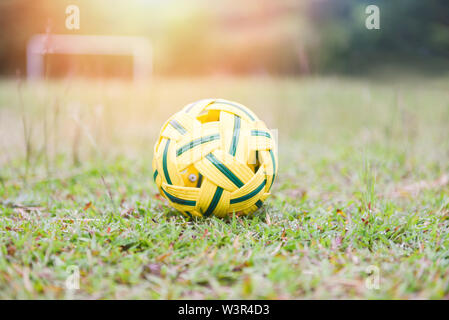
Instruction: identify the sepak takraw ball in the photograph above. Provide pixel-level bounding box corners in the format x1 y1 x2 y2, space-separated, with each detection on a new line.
152 99 278 218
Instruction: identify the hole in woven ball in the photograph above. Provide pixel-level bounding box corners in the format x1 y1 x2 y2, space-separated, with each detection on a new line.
180 165 203 188
247 150 261 173
197 109 220 123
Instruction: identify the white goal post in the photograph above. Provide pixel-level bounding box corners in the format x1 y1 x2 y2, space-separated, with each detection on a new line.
27 34 152 81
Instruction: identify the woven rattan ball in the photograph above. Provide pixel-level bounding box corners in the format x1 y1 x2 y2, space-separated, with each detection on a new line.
152 99 277 218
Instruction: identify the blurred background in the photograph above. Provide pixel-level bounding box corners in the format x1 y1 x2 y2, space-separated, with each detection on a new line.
1 0 449 78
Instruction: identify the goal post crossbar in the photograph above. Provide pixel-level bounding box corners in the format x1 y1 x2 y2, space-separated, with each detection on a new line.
27 34 152 81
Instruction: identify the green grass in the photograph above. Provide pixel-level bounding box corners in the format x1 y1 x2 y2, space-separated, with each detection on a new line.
1 75 449 299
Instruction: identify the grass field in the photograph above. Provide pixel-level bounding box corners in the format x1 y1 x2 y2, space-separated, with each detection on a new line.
1 75 449 299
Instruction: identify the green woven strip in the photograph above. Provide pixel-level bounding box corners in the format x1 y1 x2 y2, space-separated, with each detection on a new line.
205 153 244 188
196 173 203 188
163 139 172 185
254 150 260 172
230 179 266 204
251 130 271 138
153 169 158 182
162 189 196 206
255 200 263 208
214 100 255 121
229 115 241 156
203 187 223 217
176 133 220 157
169 120 187 135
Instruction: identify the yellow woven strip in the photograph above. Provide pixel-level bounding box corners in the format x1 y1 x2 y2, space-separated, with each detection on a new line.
213 150 254 184
235 121 250 164
198 121 220 134
156 138 184 187
182 99 215 117
250 120 274 151
161 182 200 212
248 135 274 151
174 120 221 170
218 111 235 153
206 100 259 122
174 113 201 132
195 179 217 216
205 104 251 122
162 183 199 200
157 113 187 141
176 141 220 171
175 122 220 148
230 169 265 199
160 124 184 141
260 193 270 201
259 150 275 191
194 157 237 192
229 185 265 212
213 190 230 218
